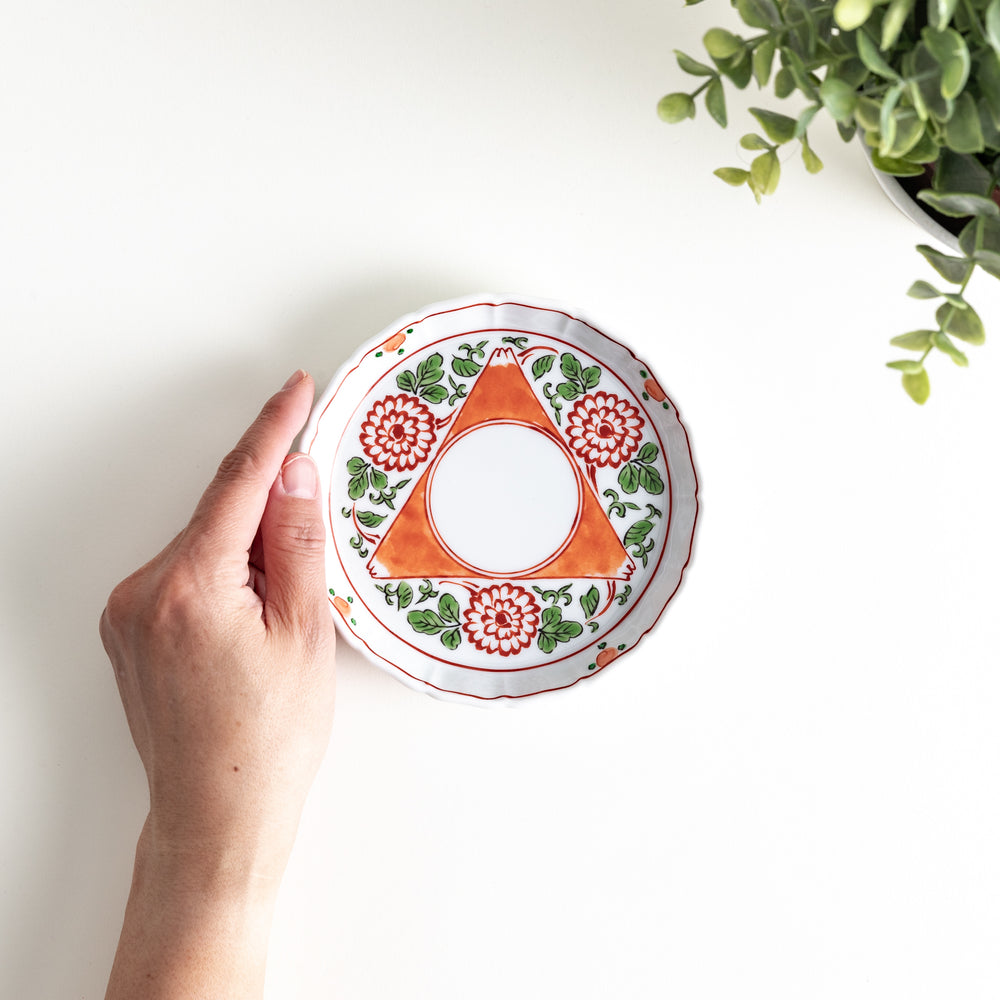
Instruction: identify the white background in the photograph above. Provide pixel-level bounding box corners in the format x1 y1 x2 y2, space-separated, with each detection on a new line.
2 2 998 997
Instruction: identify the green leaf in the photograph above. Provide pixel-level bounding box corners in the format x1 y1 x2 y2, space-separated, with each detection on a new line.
715 166 751 186
407 610 445 635
886 111 926 159
794 104 820 140
356 510 387 528
618 463 641 495
348 471 369 501
370 467 388 490
624 520 654 549
441 628 462 651
750 150 781 196
933 150 992 197
740 133 772 151
857 29 899 78
636 442 659 464
774 67 795 99
834 0 875 30
657 93 696 123
580 586 600 620
753 36 776 86
556 381 581 400
581 366 601 389
532 354 555 380
703 28 743 60
749 107 797 144
422 384 449 404
541 605 563 629
451 357 482 378
705 77 727 127
396 582 414 610
560 353 583 382
552 621 584 642
908 279 941 298
939 302 986 343
736 0 773 28
416 352 444 386
882 0 915 50
928 0 959 32
346 456 367 475
887 359 927 372
538 633 557 655
890 329 935 350
396 370 417 393
918 190 998 217
922 28 970 99
801 138 824 174
942 92 985 153
674 50 715 76
902 367 931 404
820 78 858 123
931 330 969 365
638 464 665 495
878 84 903 158
916 243 972 283
911 41 951 121
438 593 460 624
972 248 1000 279
869 151 924 176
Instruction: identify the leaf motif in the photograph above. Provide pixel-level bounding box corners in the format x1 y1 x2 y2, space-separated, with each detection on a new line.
931 330 969 366
532 354 555 380
915 244 972 284
638 465 665 495
356 510 387 528
396 582 414 610
636 442 659 465
438 593 460 624
441 628 462 651
538 633 558 654
541 606 563 629
416 353 444 387
553 621 584 642
624 520 654 548
705 77 727 127
901 367 931 404
396 370 417 393
452 358 482 378
557 381 581 400
618 463 641 495
422 384 449 404
407 610 445 634
348 471 369 501
890 329 934 350
581 366 601 389
346 457 367 475
560 353 583 382
580 586 600 620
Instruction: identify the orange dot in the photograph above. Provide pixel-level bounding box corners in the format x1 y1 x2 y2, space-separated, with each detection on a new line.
595 648 620 668
643 376 666 403
333 596 351 618
381 331 407 353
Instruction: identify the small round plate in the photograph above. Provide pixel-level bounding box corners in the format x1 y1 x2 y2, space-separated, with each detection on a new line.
302 296 698 703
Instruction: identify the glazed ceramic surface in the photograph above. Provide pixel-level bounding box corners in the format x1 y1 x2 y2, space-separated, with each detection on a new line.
303 297 698 702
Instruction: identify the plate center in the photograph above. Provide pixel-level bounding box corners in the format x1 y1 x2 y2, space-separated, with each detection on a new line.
426 422 581 576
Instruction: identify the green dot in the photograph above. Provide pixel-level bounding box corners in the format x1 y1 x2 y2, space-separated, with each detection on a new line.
407 328 413 334
350 618 356 626
375 351 383 358
329 588 336 595
397 348 405 354
588 663 596 670
642 392 649 401
640 369 648 378
598 642 607 649
617 644 626 651
347 596 353 603
662 402 670 410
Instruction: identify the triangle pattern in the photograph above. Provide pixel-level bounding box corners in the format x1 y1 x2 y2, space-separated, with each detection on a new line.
367 348 634 580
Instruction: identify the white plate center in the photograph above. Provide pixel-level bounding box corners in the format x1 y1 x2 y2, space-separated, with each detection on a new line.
427 422 581 576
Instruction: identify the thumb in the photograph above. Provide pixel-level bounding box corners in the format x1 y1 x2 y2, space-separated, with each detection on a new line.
260 453 330 634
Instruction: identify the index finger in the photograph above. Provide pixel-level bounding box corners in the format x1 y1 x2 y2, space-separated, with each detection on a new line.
187 371 316 553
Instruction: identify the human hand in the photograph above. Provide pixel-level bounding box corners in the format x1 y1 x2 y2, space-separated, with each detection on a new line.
100 370 336 998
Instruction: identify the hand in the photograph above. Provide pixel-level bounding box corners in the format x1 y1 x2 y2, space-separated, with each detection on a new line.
100 370 337 998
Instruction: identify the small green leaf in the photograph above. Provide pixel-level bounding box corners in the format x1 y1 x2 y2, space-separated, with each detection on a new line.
714 166 750 186
618 463 641 495
370 467 388 490
451 357 482 378
890 329 935 350
581 366 601 389
857 29 899 78
348 471 369 501
834 0 875 30
396 582 414 610
902 367 931 404
346 457 367 476
580 585 600 620
870 151 925 176
703 28 743 60
638 465 665 495
933 150 992 197
556 381 581 400
942 92 985 154
819 78 858 123
908 280 941 299
636 442 659 464
441 628 462 651
396 370 417 393
438 593 460 624
624 520 654 548
532 354 555 380
407 610 445 634
882 0 915 49
917 190 998 217
560 353 583 382
931 330 969 365
801 137 824 173
356 510 387 528
657 93 696 123
887 359 927 373
749 107 797 144
541 605 563 629
750 150 781 196
939 302 986 343
986 0 1000 53
774 67 795 99
674 50 716 76
705 77 727 127
740 133 772 151
916 244 972 283
422 384 449 404
415 352 444 386
922 28 970 99
538 633 557 655
753 36 776 86
928 0 959 32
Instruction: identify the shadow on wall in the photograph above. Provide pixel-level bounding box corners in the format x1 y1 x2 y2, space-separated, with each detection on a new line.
0 272 474 1000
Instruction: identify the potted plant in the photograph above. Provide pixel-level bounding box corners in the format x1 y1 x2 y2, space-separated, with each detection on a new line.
659 0 1000 403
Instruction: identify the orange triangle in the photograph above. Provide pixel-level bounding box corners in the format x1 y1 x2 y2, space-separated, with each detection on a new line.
367 349 634 580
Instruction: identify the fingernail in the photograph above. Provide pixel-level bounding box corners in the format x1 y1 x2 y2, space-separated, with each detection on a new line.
282 369 306 390
281 454 318 499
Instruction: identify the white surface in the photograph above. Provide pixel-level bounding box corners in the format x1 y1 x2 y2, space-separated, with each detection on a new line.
1 2 998 998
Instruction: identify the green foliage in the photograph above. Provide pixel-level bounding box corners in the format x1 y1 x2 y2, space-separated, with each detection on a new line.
661 0 1000 402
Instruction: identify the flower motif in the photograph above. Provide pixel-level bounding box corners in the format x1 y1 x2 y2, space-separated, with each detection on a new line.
462 584 541 656
565 392 643 468
360 394 436 471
